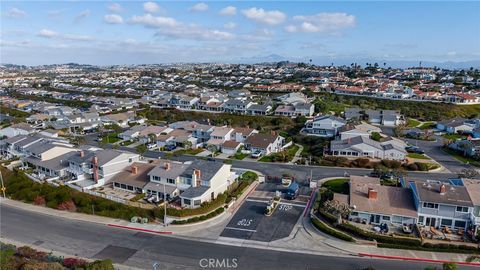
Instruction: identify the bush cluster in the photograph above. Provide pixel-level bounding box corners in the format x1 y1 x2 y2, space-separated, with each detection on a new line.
311 218 354 242
171 207 225 225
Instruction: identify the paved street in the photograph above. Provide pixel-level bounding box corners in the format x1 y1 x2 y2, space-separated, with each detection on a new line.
405 135 473 173
2 204 472 270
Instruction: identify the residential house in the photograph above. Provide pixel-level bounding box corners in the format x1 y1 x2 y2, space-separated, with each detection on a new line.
330 136 407 161
246 104 272 116
344 108 363 120
338 123 382 140
223 99 253 114
233 127 258 143
408 180 474 230
437 118 473 134
206 127 234 151
302 115 346 137
0 123 35 138
448 139 480 158
335 176 417 225
66 149 140 187
244 133 284 157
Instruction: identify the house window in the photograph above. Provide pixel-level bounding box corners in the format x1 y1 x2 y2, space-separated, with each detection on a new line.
167 178 175 184
382 216 391 221
392 216 403 224
183 198 191 205
441 219 452 227
454 220 466 228
114 182 120 187
456 206 469 213
418 216 424 223
350 212 358 216
423 202 439 209
129 158 133 163
194 200 201 206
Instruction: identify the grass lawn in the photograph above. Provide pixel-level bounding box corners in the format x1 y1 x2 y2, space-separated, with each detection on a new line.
101 133 120 144
172 148 205 156
230 152 248 160
443 148 480 167
322 178 349 194
407 118 421 127
258 145 299 163
441 133 465 140
419 121 436 130
407 153 432 160
121 140 134 146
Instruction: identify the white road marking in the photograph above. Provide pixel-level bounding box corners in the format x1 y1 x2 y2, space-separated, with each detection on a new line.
224 227 257 233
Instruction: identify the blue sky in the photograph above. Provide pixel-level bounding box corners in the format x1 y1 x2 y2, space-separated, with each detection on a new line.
1 1 479 65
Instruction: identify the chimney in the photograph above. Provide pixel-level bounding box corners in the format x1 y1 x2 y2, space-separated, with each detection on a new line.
194 169 201 186
165 162 171 171
92 156 99 183
440 184 446 195
79 150 84 157
368 188 378 200
131 165 138 175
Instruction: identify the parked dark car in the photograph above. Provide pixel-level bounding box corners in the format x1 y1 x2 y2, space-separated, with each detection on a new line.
284 181 299 200
405 146 424 154
165 145 176 151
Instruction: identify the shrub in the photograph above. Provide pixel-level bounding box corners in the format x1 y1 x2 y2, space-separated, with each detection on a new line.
57 200 77 211
63 257 87 268
33 196 46 206
84 259 115 270
171 207 225 224
311 218 354 242
337 222 422 246
381 159 402 169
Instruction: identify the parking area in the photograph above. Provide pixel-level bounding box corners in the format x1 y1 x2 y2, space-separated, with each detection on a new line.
220 199 305 242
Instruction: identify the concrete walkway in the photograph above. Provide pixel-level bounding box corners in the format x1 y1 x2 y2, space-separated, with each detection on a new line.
290 143 304 164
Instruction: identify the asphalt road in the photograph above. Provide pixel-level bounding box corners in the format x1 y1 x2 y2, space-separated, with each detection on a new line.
1 204 472 270
405 135 472 173
86 133 462 181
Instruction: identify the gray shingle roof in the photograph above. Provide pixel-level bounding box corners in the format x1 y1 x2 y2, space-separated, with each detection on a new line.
413 181 473 207
180 186 210 199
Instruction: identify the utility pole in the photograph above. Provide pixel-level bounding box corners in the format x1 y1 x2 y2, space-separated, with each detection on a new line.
163 183 167 227
0 170 6 198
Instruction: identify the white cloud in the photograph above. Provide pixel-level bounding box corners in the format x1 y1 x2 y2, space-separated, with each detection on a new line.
286 12 356 33
156 26 234 41
75 9 91 22
38 29 59 38
48 10 63 19
6 7 26 18
190 2 209 12
224 22 237 29
108 3 123 13
241 8 286 26
447 51 457 56
104 14 124 24
37 29 92 41
219 6 236 16
129 14 177 27
143 2 161 13
63 34 93 41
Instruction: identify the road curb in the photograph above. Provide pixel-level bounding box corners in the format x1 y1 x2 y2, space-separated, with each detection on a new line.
358 253 480 266
107 224 173 234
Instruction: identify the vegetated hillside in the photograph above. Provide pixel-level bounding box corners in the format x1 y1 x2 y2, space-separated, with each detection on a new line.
315 93 480 121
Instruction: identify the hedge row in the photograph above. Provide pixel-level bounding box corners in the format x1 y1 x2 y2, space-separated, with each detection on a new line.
311 218 354 242
378 243 480 254
171 207 225 225
3 168 154 221
336 222 422 246
162 193 228 217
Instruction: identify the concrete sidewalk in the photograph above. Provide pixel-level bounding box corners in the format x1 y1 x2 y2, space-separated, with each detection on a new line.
2 197 478 265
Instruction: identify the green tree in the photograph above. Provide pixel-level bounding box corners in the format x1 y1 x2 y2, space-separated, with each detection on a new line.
136 144 147 154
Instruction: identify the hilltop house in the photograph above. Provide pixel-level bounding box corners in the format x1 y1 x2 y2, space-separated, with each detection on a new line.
302 115 346 138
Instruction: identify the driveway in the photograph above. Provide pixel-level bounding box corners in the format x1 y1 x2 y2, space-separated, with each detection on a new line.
405 135 473 173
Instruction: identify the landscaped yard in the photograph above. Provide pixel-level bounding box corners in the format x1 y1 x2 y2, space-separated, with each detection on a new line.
441 133 465 140
322 178 349 194
258 145 299 162
172 148 205 156
443 148 480 167
101 133 120 144
407 118 421 127
121 140 134 146
230 152 248 160
419 121 436 130
407 153 432 160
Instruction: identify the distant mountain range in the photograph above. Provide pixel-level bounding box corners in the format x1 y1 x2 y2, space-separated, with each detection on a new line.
232 54 480 69
3 55 479 69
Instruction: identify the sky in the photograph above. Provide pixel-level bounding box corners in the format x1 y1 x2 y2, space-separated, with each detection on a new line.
1 1 480 66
